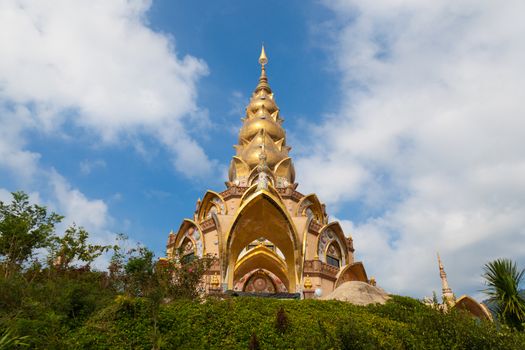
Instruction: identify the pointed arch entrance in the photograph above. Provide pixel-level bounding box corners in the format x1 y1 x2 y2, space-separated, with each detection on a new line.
224 189 301 292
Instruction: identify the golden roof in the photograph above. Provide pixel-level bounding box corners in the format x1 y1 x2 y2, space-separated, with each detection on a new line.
228 46 295 188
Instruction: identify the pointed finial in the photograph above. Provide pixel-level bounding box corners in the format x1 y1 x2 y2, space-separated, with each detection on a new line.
259 44 268 66
437 252 443 268
255 45 271 93
437 252 455 306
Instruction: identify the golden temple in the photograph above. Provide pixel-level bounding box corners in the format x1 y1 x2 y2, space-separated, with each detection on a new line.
166 46 370 297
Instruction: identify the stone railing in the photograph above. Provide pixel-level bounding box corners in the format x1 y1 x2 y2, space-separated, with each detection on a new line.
303 259 339 281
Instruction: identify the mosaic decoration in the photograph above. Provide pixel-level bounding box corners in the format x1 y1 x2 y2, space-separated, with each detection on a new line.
298 199 312 216
205 205 217 219
183 240 194 255
180 226 203 257
204 197 225 219
244 271 275 293
211 197 225 213
234 269 287 292
276 176 289 188
327 244 340 258
317 228 345 266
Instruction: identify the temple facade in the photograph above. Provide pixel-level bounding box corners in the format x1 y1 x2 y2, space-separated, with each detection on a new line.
165 47 370 298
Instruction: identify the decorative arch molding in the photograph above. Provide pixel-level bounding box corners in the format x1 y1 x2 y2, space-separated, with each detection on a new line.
247 166 277 188
300 216 312 276
173 219 205 258
233 268 287 293
239 183 284 207
296 194 325 224
335 262 369 288
197 190 227 221
209 211 226 282
274 157 295 186
233 245 289 291
224 189 301 292
453 295 493 321
317 222 349 266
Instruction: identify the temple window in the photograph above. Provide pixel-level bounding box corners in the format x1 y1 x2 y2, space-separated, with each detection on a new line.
180 237 196 263
326 242 341 268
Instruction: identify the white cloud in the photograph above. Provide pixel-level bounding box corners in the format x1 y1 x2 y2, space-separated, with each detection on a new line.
0 105 40 182
79 159 106 175
298 0 525 298
49 170 109 232
0 0 217 267
0 0 214 178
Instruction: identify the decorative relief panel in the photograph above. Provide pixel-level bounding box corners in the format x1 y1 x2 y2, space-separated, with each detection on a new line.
179 226 203 257
317 229 346 266
299 199 312 216
276 176 289 188
211 197 225 213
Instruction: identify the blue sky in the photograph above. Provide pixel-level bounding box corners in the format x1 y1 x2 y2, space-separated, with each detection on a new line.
1 0 525 299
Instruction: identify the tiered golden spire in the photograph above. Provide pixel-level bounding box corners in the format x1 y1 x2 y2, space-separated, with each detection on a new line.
227 45 296 188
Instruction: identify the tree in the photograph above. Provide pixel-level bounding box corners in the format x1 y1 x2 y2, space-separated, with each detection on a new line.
0 191 63 277
482 258 525 330
108 240 214 350
47 224 113 271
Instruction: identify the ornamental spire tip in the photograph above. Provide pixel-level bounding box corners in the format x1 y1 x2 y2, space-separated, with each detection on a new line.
259 44 268 66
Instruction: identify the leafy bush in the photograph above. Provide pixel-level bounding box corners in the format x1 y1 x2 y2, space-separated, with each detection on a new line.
64 296 525 350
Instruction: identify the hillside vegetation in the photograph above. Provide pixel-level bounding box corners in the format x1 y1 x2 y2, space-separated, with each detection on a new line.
64 295 525 350
1 191 525 349
5 282 525 350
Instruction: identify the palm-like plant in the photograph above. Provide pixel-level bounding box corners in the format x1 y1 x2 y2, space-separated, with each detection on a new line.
482 258 525 330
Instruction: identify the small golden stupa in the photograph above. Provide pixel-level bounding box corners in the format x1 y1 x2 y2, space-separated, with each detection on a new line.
166 46 371 297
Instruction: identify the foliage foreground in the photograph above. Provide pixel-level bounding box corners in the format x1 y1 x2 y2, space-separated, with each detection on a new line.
4 289 525 349
483 258 525 331
1 191 525 349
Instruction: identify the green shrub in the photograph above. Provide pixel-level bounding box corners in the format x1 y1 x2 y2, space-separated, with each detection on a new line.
61 296 525 350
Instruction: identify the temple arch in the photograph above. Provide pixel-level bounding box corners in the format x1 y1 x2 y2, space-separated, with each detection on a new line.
453 295 493 321
233 268 287 293
225 190 301 292
316 222 349 266
240 183 283 207
197 190 227 221
233 245 290 291
172 219 205 258
296 194 325 224
335 262 369 288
